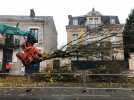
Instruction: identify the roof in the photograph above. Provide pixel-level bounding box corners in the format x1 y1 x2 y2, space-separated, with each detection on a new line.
101 16 120 24
68 8 120 25
85 8 102 17
0 15 53 22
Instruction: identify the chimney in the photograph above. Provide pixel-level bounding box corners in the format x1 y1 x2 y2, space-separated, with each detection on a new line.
92 8 95 12
68 15 72 19
30 9 35 17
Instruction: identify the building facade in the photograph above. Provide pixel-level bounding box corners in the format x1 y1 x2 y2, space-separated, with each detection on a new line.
66 8 124 61
0 9 57 74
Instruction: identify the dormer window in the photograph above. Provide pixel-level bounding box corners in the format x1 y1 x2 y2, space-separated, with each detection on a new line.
89 18 93 21
94 17 99 24
94 18 98 20
110 18 115 24
73 19 78 25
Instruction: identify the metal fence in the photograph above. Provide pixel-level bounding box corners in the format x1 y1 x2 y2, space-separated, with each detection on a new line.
0 72 134 88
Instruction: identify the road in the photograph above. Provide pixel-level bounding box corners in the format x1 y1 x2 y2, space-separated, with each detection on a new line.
0 87 134 100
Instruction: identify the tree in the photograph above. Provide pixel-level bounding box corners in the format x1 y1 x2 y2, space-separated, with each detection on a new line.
123 9 134 60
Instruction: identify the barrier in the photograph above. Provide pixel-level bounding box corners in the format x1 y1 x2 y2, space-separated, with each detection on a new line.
0 72 133 88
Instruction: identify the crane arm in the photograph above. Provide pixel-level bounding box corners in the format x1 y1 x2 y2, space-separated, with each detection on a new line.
0 24 29 36
0 23 37 44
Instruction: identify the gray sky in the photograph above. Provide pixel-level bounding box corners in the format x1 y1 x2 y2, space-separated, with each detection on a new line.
0 0 134 48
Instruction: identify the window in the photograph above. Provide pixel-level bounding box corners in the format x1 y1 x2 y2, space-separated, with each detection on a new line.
29 28 39 42
94 17 100 24
94 18 98 23
111 33 117 43
72 33 78 45
89 18 93 20
111 36 116 42
111 33 118 47
110 19 115 24
94 18 98 20
73 19 78 25
86 34 91 44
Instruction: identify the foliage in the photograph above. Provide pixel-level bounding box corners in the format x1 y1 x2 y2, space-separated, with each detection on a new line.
92 62 122 74
91 62 127 82
52 65 74 81
123 9 134 59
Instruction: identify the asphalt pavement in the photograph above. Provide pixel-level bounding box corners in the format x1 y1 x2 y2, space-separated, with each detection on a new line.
0 87 134 100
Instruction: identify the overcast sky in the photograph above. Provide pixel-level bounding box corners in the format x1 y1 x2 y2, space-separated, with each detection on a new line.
0 0 134 48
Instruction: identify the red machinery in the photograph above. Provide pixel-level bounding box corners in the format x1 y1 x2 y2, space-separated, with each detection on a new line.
16 42 42 66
